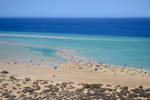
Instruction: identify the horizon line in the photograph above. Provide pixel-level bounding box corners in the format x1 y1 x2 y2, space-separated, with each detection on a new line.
0 16 150 19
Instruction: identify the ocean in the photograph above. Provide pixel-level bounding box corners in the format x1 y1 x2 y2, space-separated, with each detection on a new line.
0 18 150 69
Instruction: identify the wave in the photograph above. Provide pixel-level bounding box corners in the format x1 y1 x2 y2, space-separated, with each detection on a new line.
0 33 145 42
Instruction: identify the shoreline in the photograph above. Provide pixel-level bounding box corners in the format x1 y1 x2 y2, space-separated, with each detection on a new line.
0 33 150 69
0 62 150 88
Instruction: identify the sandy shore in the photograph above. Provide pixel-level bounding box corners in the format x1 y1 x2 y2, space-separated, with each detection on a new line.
0 62 150 88
0 62 150 99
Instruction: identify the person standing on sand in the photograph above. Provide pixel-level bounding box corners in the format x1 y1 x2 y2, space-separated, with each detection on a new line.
114 67 117 80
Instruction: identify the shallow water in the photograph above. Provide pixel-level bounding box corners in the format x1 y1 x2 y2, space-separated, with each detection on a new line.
0 32 150 70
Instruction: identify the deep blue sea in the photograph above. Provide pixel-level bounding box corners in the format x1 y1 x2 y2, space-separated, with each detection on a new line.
0 18 150 37
0 18 150 69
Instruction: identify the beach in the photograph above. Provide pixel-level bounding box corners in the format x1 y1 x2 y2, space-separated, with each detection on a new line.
0 22 150 100
1 62 150 88
0 0 150 98
0 47 150 88
0 61 150 99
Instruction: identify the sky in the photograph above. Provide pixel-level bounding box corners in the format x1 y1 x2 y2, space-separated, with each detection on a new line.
0 0 150 18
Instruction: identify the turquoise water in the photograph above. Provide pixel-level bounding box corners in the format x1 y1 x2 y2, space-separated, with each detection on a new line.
0 32 150 70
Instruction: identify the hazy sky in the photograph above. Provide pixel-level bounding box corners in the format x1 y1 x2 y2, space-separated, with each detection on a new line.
0 0 150 18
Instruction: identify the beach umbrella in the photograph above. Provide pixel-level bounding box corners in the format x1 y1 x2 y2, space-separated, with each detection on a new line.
87 89 91 92
95 68 98 71
100 65 104 69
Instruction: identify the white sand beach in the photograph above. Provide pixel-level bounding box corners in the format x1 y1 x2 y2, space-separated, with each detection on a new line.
0 62 150 88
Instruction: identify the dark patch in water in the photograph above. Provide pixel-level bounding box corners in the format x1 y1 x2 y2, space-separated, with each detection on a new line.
26 47 57 57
